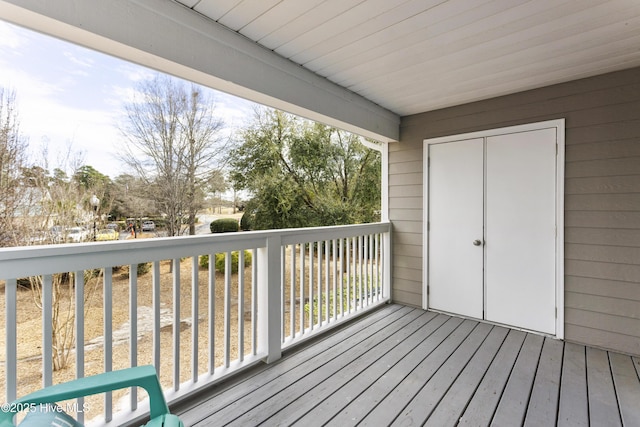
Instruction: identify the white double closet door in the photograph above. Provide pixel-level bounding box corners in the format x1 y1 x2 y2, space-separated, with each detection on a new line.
427 124 560 335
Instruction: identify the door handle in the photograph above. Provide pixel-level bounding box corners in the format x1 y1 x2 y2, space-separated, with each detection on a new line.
473 239 482 246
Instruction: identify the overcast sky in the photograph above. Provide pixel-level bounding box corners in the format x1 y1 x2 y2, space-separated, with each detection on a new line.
0 19 257 178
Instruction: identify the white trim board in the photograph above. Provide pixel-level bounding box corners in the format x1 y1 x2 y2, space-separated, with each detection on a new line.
422 119 565 339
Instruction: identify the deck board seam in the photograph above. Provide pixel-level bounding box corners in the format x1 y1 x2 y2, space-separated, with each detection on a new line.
413 324 501 426
379 320 481 426
229 308 429 426
321 315 466 426
261 311 442 426
175 305 640 427
452 326 511 426
292 312 449 426
487 330 529 426
181 304 407 424
195 306 423 425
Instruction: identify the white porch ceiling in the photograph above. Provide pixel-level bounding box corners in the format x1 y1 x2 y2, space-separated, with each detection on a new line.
1 0 640 141
177 0 640 117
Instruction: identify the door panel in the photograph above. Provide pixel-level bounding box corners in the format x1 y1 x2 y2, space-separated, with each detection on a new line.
428 139 484 319
485 129 557 334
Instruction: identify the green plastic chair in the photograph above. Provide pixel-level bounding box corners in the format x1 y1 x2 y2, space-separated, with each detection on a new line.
0 365 183 427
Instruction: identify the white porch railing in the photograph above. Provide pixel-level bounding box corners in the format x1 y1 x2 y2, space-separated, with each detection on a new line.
0 222 390 425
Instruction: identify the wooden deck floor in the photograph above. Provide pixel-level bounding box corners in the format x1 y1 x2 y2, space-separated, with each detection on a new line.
176 304 640 426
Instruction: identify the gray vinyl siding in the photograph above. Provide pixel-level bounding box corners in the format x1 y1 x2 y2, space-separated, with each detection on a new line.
390 66 640 355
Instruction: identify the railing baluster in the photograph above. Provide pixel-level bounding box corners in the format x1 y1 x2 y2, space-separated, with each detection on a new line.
309 243 314 331
358 236 364 310
104 268 113 422
42 274 53 388
352 237 357 312
299 244 305 335
192 256 199 382
238 250 244 362
371 234 375 300
74 271 84 425
208 253 215 374
251 248 257 356
339 239 344 319
332 239 337 321
129 264 138 410
289 245 296 339
172 258 180 391
281 246 285 342
5 278 17 402
152 261 161 371
365 234 370 306
317 242 322 326
346 238 352 314
376 233 381 300
224 252 231 368
324 240 330 323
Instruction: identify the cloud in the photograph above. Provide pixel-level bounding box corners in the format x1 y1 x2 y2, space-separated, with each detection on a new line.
116 63 155 82
0 21 26 49
0 19 264 177
63 50 95 68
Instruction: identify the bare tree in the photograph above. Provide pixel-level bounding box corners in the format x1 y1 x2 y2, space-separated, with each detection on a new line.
0 87 29 246
23 145 106 371
182 89 225 234
118 74 226 236
28 270 101 371
0 87 104 371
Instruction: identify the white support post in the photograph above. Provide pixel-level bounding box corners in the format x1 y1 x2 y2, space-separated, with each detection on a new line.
257 236 282 363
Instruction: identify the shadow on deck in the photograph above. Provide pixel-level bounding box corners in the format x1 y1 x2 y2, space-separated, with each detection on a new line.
174 304 640 426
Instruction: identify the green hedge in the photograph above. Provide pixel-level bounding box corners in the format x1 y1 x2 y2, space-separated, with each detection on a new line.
210 218 239 233
199 251 252 273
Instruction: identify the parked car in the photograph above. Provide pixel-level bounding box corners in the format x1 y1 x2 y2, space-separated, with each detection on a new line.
49 226 65 243
66 227 89 243
96 229 118 241
106 222 119 231
142 220 155 231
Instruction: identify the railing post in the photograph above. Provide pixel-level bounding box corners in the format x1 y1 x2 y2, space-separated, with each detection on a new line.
258 236 282 363
383 227 392 300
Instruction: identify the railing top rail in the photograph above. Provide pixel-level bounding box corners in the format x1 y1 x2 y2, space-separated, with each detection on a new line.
0 222 390 279
277 222 390 245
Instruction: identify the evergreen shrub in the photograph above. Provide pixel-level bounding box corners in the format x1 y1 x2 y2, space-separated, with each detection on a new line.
240 211 253 231
209 218 239 233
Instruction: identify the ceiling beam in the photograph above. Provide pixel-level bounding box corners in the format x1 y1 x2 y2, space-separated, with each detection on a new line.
0 0 399 142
